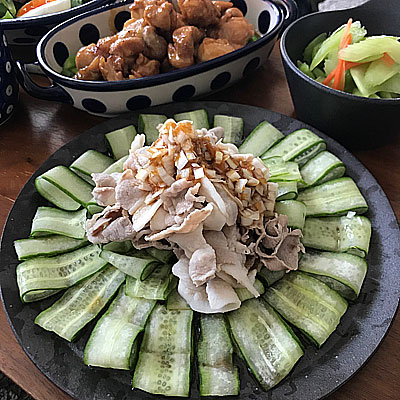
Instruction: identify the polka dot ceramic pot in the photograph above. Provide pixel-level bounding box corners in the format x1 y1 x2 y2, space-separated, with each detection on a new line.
0 30 18 126
16 0 298 117
1 0 110 53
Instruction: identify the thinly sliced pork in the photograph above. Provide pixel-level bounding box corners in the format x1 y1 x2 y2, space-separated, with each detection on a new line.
86 119 303 313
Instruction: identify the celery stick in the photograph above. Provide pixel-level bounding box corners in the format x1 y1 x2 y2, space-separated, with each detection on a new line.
310 21 366 70
339 36 400 63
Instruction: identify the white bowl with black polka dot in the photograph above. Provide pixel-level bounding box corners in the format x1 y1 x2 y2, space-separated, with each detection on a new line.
16 0 298 117
0 31 19 126
1 0 110 50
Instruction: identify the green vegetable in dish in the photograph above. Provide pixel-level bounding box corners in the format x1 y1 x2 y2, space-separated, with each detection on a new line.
298 18 400 98
0 0 16 19
61 55 78 77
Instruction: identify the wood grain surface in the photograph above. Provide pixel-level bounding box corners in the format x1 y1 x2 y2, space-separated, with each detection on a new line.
0 43 399 400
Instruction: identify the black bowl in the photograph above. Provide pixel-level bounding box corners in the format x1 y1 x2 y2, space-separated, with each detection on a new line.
280 0 400 149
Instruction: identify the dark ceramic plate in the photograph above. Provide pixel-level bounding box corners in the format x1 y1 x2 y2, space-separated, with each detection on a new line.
1 102 399 400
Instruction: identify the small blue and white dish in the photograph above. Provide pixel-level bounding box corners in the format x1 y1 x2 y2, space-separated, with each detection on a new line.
1 0 110 50
0 27 18 126
16 0 298 117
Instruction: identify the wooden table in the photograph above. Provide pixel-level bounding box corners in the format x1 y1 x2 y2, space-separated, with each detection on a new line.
0 43 399 400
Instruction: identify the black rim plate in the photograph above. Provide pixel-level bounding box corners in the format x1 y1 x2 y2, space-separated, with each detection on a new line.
1 101 399 400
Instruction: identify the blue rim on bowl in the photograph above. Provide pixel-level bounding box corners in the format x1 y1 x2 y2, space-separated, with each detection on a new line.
36 0 285 92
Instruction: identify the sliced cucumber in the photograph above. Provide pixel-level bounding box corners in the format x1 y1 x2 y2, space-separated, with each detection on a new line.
313 276 355 301
275 200 306 230
235 278 265 302
174 109 209 130
35 177 81 211
125 264 177 300
22 289 61 303
277 181 298 200
264 271 348 347
261 129 326 167
299 151 346 188
84 286 156 369
213 114 243 146
14 235 87 260
39 166 93 207
86 198 104 215
141 304 192 354
138 114 167 145
166 289 191 310
35 265 125 342
30 207 86 239
70 150 114 185
100 250 160 280
105 125 137 160
17 244 107 302
102 240 133 254
263 156 288 178
299 251 368 300
198 314 239 396
132 304 193 397
227 298 303 390
238 121 284 157
257 269 286 287
302 215 372 257
87 204 104 215
297 177 368 217
103 155 129 174
145 247 174 264
263 157 303 183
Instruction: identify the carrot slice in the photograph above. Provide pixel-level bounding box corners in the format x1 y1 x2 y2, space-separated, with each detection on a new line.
339 18 353 49
322 68 337 86
334 33 352 90
322 19 353 90
333 60 344 90
344 61 363 70
382 52 395 66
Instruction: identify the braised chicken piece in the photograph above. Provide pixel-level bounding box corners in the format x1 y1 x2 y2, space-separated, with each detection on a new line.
209 7 254 47
212 1 233 13
75 56 102 80
74 0 256 81
129 53 160 79
144 0 178 32
168 26 204 69
177 0 219 27
197 38 236 62
96 35 119 56
129 0 161 20
75 43 98 70
109 36 145 58
99 56 125 81
142 25 168 60
175 13 187 29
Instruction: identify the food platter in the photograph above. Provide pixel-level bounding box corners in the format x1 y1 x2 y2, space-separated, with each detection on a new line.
1 101 399 400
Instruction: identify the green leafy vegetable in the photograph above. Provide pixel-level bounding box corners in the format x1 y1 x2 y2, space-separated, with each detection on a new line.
0 0 16 18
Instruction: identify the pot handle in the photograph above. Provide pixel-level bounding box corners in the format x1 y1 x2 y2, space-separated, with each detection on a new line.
15 60 73 104
271 0 299 32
